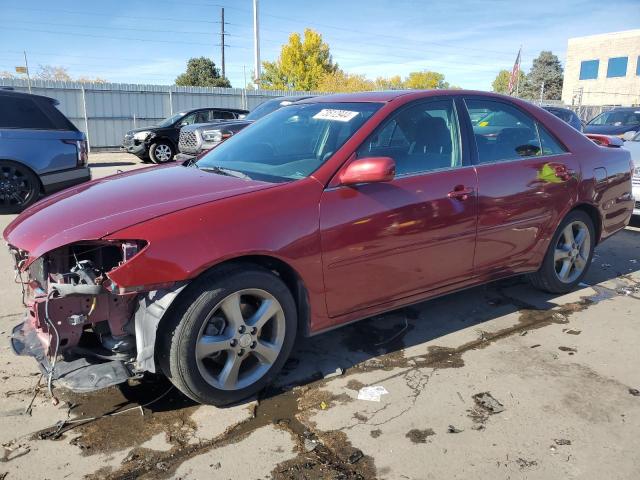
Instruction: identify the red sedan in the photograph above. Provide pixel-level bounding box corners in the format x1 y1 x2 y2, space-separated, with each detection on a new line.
4 91 634 405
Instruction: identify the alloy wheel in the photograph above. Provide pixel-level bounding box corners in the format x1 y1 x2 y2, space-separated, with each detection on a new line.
553 220 591 283
154 144 172 162
195 289 286 391
0 164 35 208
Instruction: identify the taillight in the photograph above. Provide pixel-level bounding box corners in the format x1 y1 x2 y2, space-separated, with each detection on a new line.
585 134 624 148
63 139 89 166
77 139 88 166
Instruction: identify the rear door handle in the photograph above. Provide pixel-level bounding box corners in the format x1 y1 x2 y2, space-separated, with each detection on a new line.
448 185 474 201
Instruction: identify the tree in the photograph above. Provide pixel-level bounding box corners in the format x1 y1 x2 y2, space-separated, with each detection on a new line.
403 71 449 89
36 65 72 81
317 70 375 92
0 71 16 79
175 57 231 88
374 75 403 90
76 76 108 84
491 69 526 94
521 51 563 100
261 29 337 91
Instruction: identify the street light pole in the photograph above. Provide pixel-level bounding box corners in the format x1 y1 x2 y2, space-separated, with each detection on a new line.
23 51 32 93
253 0 260 87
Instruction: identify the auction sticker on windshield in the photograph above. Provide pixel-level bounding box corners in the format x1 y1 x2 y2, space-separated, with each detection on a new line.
313 109 360 122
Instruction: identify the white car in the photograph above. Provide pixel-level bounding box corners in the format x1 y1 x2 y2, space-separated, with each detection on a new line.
623 131 640 216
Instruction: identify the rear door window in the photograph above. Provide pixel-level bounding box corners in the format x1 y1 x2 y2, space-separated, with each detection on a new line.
0 95 56 129
357 99 462 176
465 99 566 163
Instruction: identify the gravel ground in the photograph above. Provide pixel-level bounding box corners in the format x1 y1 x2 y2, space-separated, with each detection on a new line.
0 152 639 479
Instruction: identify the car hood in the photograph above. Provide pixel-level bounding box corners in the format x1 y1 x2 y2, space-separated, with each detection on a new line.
125 126 160 135
3 164 276 263
584 124 638 135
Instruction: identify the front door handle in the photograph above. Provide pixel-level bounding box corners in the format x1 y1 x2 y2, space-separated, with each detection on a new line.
448 185 474 201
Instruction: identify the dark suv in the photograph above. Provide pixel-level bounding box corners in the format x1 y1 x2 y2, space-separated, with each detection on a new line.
122 107 248 163
0 89 89 214
177 96 314 162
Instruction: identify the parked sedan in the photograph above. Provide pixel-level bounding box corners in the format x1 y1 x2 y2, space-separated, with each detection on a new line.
122 107 248 163
176 96 313 162
5 91 633 405
542 106 583 131
584 107 640 138
622 130 640 216
0 89 89 214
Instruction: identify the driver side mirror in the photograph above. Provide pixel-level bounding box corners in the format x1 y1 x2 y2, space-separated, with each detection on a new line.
339 157 396 186
622 130 637 141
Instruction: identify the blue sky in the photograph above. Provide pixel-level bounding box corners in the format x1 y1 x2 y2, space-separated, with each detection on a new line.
0 0 638 90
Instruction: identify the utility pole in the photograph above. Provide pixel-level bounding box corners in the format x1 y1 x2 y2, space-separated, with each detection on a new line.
23 50 32 93
253 0 260 86
220 8 226 79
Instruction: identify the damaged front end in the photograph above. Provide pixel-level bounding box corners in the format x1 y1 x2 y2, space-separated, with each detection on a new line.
9 240 183 393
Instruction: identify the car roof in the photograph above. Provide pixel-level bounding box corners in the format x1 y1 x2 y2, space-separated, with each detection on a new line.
0 88 59 105
183 106 249 113
295 89 512 104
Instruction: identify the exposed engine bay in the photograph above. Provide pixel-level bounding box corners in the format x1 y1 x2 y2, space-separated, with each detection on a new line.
9 240 181 393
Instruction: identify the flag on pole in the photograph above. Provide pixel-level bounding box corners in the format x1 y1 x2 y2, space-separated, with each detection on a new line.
508 48 521 95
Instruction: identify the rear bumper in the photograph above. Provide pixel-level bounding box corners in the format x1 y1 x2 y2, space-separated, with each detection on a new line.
40 166 91 193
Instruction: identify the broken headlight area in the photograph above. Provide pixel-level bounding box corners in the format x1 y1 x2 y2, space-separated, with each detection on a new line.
10 240 150 393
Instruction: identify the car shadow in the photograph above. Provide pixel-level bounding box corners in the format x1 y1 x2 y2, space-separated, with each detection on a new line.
116 226 639 412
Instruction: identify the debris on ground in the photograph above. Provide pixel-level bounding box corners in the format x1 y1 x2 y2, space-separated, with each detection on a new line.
447 425 464 433
155 461 169 471
530 344 541 348
559 346 577 354
471 424 485 431
323 367 344 379
320 401 329 410
0 471 8 480
554 439 571 445
564 329 581 335
370 429 382 438
405 428 436 444
472 392 505 414
1 445 30 463
347 449 364 464
629 388 640 397
357 385 389 402
516 458 538 469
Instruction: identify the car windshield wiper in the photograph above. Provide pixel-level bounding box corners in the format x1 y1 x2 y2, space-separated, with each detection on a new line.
199 165 251 179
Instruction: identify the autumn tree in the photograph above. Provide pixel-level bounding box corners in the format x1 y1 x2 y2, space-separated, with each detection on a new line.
317 70 375 92
36 65 72 81
374 75 403 90
175 57 231 88
491 69 526 94
521 51 563 100
0 71 16 79
404 71 449 89
261 29 337 91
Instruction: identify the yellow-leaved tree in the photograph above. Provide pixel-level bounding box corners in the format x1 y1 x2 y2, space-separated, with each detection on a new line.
261 29 337 91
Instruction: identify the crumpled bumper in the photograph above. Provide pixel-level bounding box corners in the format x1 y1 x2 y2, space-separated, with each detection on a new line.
11 320 134 393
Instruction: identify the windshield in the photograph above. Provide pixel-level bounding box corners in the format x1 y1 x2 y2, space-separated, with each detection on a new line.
157 113 184 128
244 98 292 121
588 110 640 126
195 102 382 182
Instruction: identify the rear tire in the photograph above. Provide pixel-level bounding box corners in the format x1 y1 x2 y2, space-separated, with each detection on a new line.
529 210 595 294
149 141 174 163
158 265 297 406
0 161 40 214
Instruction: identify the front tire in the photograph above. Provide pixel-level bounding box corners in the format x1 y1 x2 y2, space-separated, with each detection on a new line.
529 210 595 294
149 141 174 163
0 161 40 214
158 265 297 406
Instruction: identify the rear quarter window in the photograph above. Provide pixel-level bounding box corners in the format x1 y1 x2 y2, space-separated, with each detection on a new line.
0 95 56 129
